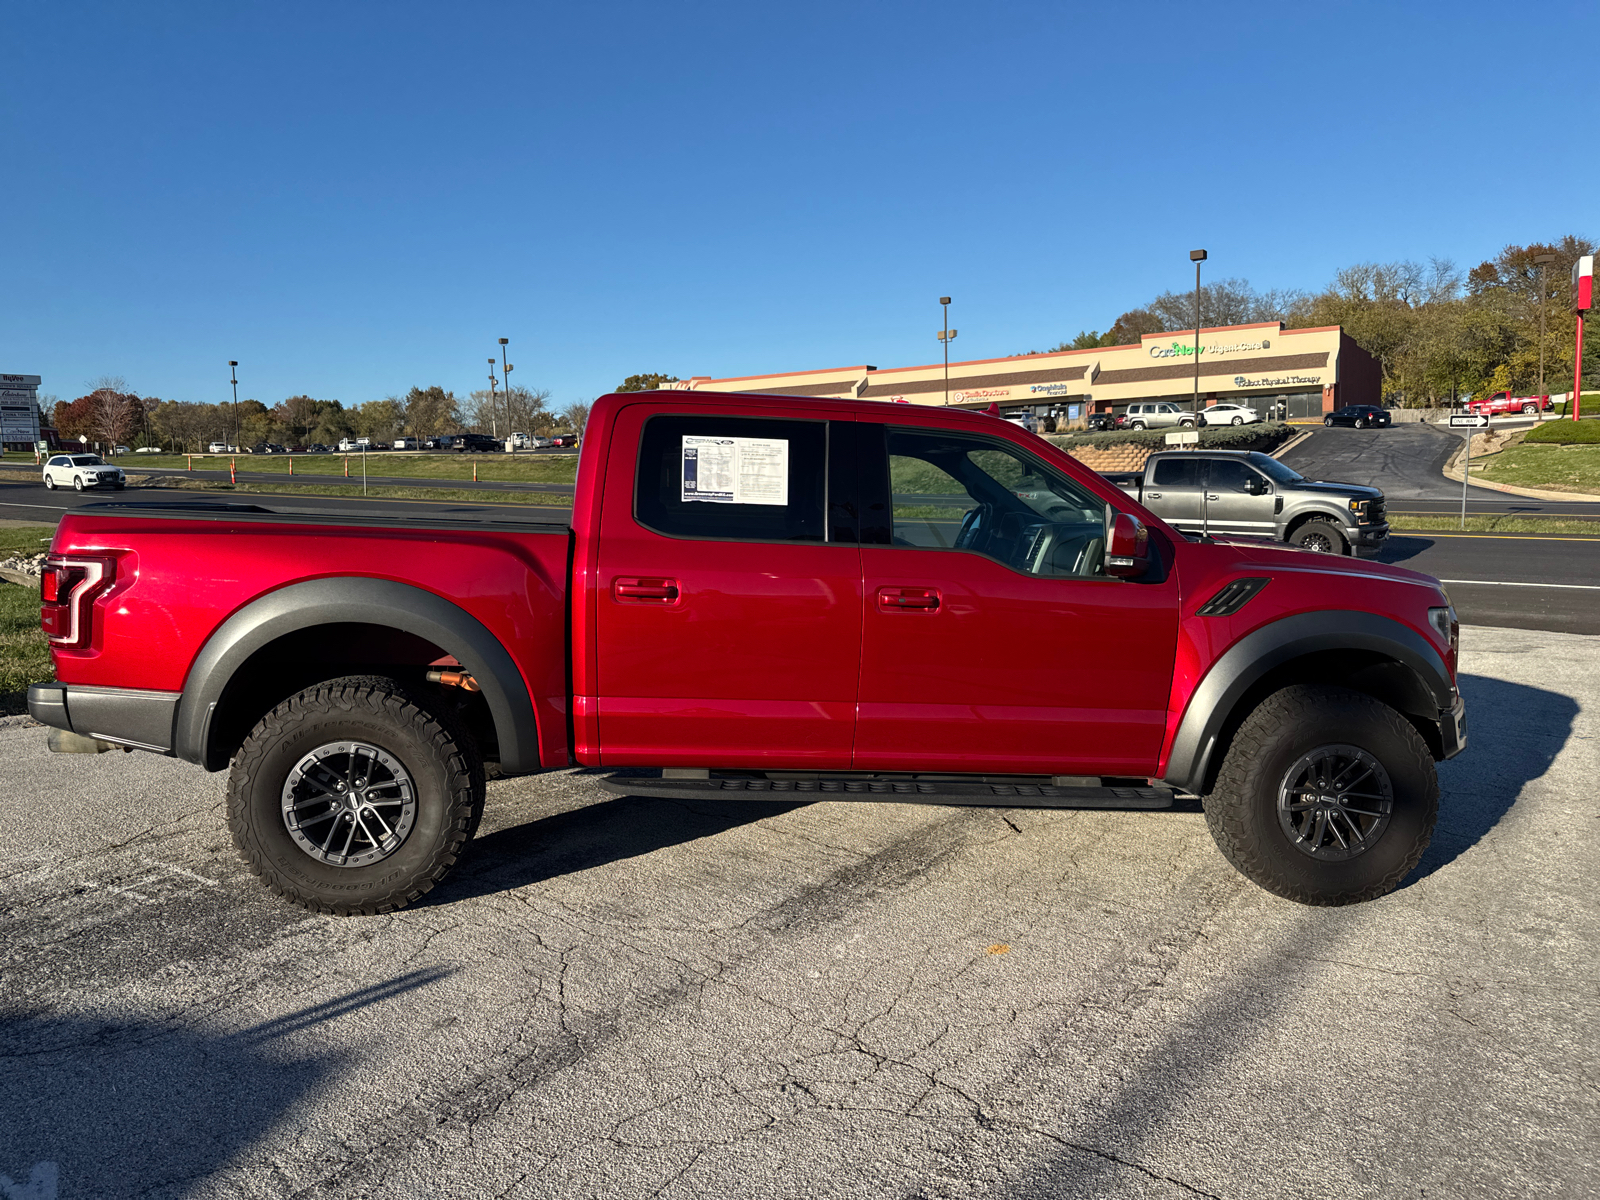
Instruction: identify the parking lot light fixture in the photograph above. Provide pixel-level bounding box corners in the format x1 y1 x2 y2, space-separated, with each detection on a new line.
937 297 956 405
1190 251 1207 415
228 361 240 453
499 338 512 446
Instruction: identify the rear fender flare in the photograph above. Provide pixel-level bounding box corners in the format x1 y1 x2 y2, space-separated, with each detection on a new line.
173 577 539 772
1162 610 1451 795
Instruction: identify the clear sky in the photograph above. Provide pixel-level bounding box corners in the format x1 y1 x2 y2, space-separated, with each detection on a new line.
4 1 1596 411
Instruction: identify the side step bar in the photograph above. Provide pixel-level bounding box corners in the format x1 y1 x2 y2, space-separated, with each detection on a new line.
597 774 1176 810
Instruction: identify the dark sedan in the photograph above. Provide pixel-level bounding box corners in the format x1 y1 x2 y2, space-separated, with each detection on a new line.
1085 413 1123 432
1324 405 1392 429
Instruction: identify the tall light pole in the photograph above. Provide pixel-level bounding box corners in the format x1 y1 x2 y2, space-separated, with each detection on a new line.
1190 250 1207 414
1534 252 1556 394
228 360 240 450
499 337 513 446
936 297 957 405
487 358 500 437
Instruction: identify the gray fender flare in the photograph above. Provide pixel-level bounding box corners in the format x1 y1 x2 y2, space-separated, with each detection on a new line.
173 577 540 773
1162 610 1452 795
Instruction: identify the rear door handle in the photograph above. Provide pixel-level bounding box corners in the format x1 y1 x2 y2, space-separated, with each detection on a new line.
1146 491 1162 500
1206 493 1220 501
613 576 680 604
877 586 941 612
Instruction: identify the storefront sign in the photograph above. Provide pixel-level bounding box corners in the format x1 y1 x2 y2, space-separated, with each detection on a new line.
1148 339 1270 359
952 388 1012 403
1028 383 1073 396
1233 373 1322 388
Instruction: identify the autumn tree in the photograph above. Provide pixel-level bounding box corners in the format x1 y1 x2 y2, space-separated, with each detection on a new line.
616 373 679 392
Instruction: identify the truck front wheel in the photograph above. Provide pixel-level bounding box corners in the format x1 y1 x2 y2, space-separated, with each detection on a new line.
1203 685 1438 905
227 675 484 915
1289 518 1347 554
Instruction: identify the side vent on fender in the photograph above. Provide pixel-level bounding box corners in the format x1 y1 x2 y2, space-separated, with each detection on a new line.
1197 576 1271 617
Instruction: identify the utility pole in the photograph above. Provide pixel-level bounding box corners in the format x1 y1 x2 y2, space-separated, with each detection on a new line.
228 360 240 451
1535 253 1556 393
487 358 500 438
936 297 957 405
1190 250 1207 414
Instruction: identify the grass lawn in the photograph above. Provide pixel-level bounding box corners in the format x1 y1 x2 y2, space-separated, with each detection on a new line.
1387 513 1600 535
1469 444 1600 493
105 451 579 484
0 524 56 715
145 480 575 507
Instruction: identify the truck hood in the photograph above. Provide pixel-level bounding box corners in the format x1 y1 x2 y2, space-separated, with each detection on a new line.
1288 480 1384 501
1221 540 1442 590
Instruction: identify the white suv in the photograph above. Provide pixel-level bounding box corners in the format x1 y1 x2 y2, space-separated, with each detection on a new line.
1123 402 1197 430
43 454 125 492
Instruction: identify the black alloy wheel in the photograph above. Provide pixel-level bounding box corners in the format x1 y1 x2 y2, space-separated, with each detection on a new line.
1203 685 1437 905
1290 519 1347 555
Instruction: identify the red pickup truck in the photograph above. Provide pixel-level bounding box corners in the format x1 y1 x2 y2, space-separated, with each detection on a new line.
1465 391 1551 417
30 391 1466 913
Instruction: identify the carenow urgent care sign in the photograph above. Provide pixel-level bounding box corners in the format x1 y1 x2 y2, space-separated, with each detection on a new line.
1147 338 1272 359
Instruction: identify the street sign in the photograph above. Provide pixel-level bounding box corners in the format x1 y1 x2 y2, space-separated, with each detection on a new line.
1449 414 1489 428
1165 430 1199 445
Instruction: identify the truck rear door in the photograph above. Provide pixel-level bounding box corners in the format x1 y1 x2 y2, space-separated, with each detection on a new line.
592 403 862 768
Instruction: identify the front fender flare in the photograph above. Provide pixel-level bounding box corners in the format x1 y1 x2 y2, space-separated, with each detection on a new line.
1162 610 1452 795
173 577 540 773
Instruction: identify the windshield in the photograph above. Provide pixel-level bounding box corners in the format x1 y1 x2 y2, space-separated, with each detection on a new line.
1250 452 1303 484
70 455 105 466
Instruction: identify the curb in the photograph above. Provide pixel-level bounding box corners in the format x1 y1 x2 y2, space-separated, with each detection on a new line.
1441 442 1600 501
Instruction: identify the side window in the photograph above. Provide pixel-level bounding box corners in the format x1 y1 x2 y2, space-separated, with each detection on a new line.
634 414 827 543
1208 460 1262 494
884 426 1108 579
1152 458 1202 488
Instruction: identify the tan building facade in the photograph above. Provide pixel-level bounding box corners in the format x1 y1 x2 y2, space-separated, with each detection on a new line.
665 322 1381 424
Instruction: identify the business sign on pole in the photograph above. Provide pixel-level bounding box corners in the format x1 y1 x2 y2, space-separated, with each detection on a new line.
1573 256 1594 312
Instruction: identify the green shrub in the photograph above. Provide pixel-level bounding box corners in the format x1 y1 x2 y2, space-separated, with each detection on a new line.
1523 418 1600 444
1045 421 1292 454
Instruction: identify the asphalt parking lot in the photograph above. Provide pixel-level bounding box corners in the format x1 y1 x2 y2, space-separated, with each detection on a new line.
2 624 1595 1199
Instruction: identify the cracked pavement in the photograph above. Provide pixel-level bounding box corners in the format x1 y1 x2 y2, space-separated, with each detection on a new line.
1 626 1596 1198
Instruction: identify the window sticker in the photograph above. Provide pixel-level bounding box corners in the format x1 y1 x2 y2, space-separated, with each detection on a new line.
681 435 789 505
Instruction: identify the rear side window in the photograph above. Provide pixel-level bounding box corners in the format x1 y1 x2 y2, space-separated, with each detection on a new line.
635 414 827 543
1152 458 1202 487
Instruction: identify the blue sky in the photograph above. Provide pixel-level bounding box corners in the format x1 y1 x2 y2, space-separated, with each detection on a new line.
4 1 1596 411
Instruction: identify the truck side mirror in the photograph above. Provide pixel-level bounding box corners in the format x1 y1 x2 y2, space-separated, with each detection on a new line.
1107 512 1150 578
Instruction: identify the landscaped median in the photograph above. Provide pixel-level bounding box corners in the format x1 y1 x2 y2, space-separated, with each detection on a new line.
1447 418 1600 496
1044 421 1293 472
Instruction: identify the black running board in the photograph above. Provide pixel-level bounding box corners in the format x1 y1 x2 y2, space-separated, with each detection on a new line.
597 775 1175 810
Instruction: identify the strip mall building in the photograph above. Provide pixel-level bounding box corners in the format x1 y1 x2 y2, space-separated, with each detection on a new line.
666 322 1380 424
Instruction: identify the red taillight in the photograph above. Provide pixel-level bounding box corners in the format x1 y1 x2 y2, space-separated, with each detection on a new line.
40 555 116 649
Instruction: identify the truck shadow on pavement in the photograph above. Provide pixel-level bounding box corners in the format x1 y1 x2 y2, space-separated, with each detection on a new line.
1376 534 1434 564
1405 671 1577 887
0 967 453 1198
424 790 804 907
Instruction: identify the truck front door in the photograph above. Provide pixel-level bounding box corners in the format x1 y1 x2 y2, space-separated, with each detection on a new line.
593 406 862 769
1203 458 1277 538
853 422 1179 777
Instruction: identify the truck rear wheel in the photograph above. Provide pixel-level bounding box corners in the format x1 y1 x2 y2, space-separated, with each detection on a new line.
1203 685 1437 905
227 675 484 915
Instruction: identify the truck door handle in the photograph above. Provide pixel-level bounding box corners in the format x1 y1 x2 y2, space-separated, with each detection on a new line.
1146 491 1162 500
877 586 941 612
613 576 680 604
1206 493 1220 501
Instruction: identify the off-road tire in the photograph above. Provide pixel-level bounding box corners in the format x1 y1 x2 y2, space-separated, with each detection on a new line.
1203 685 1438 905
227 675 485 915
1290 517 1347 555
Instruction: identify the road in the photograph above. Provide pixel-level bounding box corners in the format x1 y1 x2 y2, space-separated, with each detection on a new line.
1280 423 1600 516
1 624 1594 1199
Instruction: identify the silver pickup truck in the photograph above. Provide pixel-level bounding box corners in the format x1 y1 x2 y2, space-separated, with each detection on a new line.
1104 449 1389 557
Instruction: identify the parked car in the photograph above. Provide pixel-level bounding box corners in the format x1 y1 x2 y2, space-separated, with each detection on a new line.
1105 449 1388 557
207 442 230 454
529 435 553 449
41 453 124 492
549 433 580 447
248 443 287 455
1122 402 1196 430
1465 391 1552 417
392 436 419 451
114 445 131 455
440 433 502 453
30 390 1464 915
134 446 164 454
1085 413 1123 432
307 444 331 454
1324 406 1392 429
1199 403 1261 427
